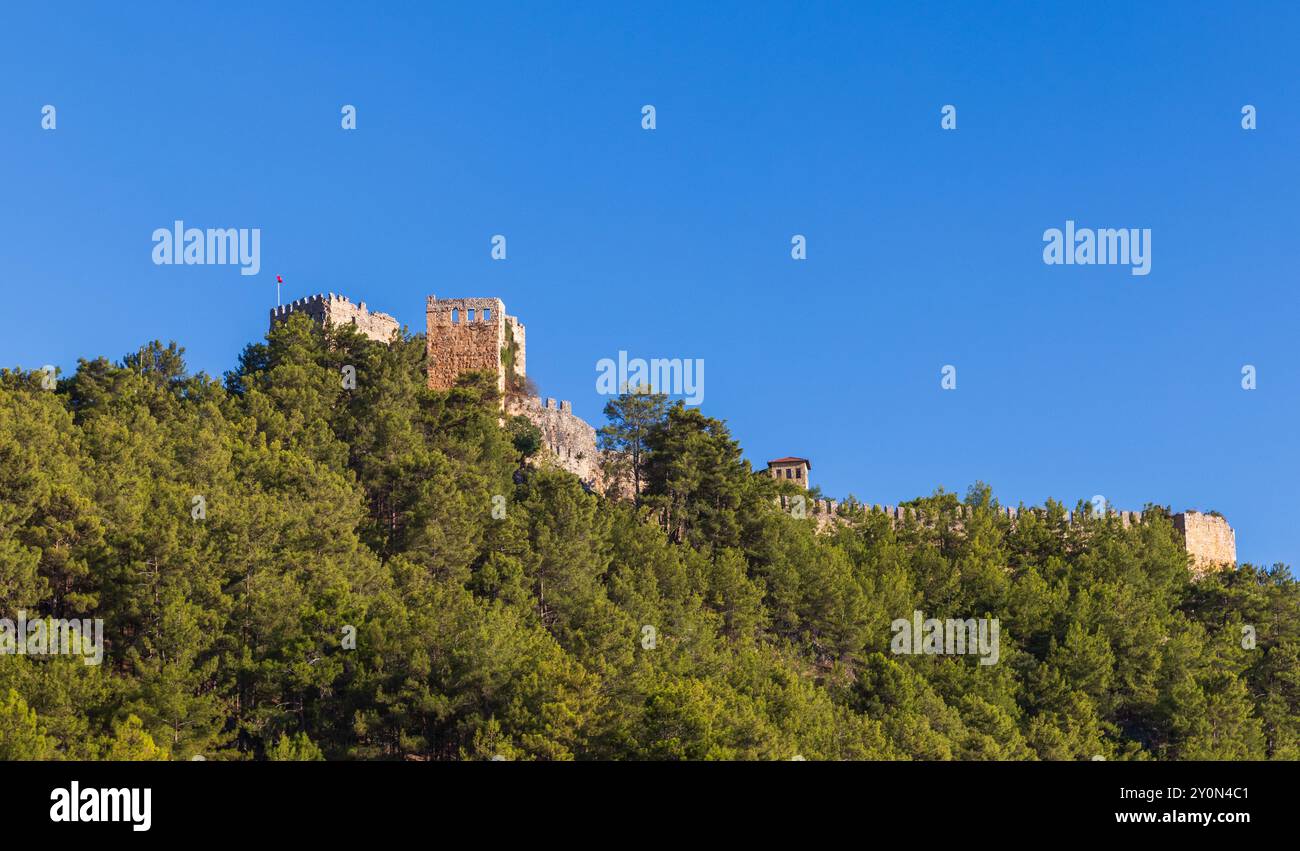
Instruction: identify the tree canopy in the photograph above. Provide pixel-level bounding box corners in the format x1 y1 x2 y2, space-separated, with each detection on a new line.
0 314 1295 760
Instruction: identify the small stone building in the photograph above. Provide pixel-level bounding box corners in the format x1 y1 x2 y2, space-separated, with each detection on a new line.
767 457 811 489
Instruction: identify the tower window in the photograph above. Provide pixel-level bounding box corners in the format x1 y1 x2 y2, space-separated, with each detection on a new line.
451 308 459 324
484 308 491 321
795 468 802 479
468 308 476 322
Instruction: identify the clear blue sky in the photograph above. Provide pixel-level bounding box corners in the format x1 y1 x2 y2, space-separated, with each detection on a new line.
2 1 1295 566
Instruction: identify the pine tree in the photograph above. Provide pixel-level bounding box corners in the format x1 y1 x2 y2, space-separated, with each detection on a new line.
597 387 666 505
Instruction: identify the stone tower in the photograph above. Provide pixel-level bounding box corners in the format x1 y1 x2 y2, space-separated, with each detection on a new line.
1173 511 1237 573
425 295 600 490
425 296 526 393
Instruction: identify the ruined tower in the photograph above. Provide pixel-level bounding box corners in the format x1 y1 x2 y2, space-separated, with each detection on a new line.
425 295 599 489
1173 511 1237 573
425 296 526 393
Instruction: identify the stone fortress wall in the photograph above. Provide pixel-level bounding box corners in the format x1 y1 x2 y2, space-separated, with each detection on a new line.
270 293 400 343
778 495 1237 572
507 396 601 488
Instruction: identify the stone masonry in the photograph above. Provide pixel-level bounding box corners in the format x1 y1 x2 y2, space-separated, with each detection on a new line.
506 314 526 376
1173 511 1237 572
270 293 400 343
426 296 525 395
427 295 599 488
767 457 811 489
508 396 601 489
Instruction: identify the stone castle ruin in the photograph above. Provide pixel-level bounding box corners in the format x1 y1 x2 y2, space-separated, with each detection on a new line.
276 292 599 488
273 291 1239 573
424 296 527 395
424 295 599 488
270 293 399 343
520 397 601 486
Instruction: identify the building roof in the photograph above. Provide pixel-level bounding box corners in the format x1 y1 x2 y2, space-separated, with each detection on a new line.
768 457 811 469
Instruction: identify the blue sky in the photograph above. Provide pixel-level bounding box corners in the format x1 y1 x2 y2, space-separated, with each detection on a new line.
1 1 1295 566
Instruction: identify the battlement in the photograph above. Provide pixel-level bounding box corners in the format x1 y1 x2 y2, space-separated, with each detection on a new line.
781 499 1146 526
508 395 600 489
539 397 574 414
776 497 1236 573
270 292 399 343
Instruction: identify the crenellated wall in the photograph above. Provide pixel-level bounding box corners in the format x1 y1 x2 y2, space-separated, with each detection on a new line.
270 293 399 343
426 295 599 489
508 396 601 489
775 497 1236 572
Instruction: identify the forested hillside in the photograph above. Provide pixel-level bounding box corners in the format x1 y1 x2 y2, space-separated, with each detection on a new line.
1 315 1296 760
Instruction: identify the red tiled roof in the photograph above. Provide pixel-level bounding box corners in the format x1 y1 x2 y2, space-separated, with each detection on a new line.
768 457 811 469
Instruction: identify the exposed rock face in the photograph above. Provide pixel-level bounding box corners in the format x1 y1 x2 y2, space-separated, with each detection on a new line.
509 396 601 490
1173 511 1237 573
270 293 399 343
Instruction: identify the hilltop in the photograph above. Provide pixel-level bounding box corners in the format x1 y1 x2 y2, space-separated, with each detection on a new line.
0 317 1296 761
